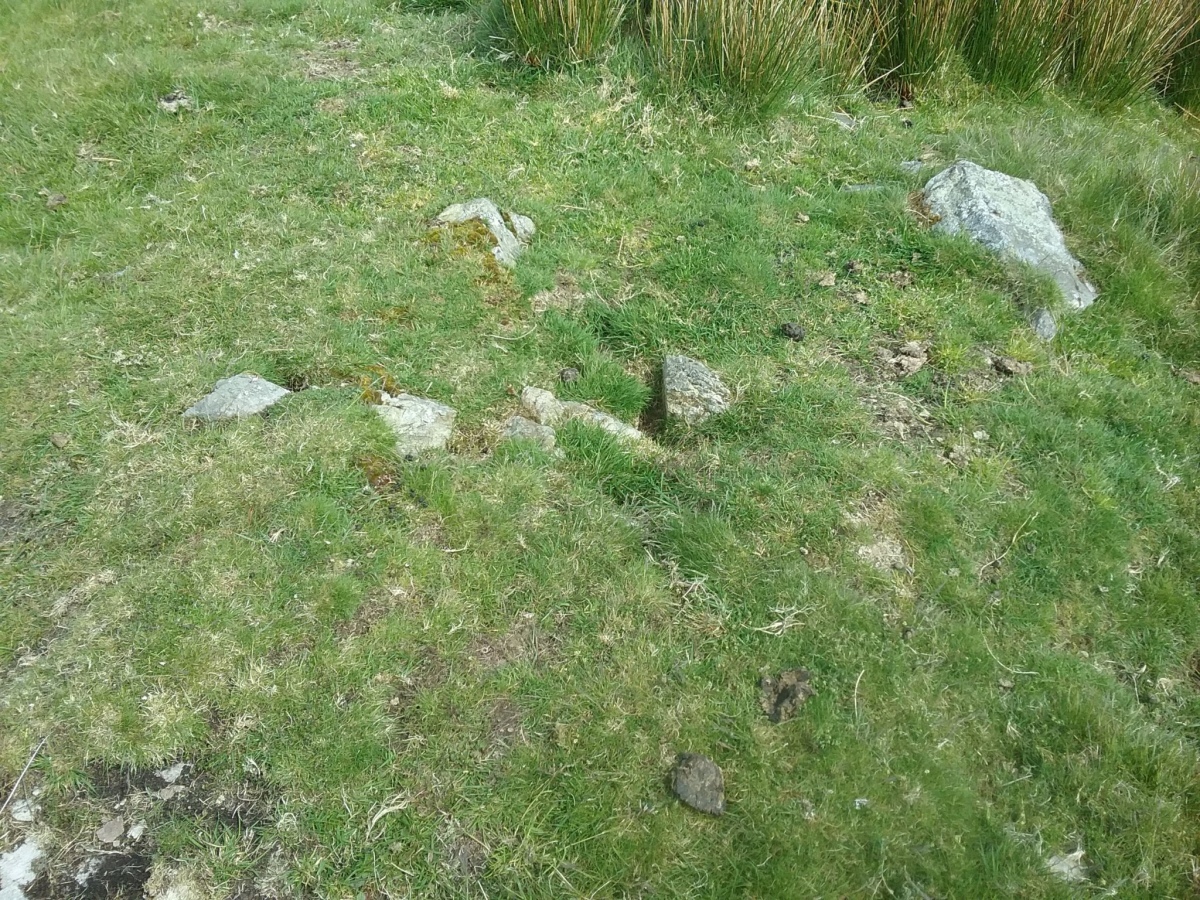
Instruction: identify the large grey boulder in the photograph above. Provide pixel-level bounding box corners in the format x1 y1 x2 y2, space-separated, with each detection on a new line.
434 198 534 269
182 374 289 422
923 161 1097 331
519 386 643 443
662 355 730 424
376 393 456 456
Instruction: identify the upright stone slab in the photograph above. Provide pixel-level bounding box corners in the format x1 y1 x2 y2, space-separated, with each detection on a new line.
662 355 731 424
182 374 289 422
923 161 1097 333
376 394 456 456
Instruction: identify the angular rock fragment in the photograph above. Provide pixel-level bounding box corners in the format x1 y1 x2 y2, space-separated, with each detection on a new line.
376 394 456 456
923 160 1097 329
519 386 643 443
433 198 534 269
672 753 725 815
182 374 289 422
500 415 556 451
662 355 731 424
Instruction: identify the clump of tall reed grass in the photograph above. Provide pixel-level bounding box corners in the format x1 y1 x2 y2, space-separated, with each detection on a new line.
1065 0 1193 103
644 0 822 111
487 0 627 65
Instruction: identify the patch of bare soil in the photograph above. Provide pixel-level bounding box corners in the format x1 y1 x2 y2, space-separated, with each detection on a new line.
530 273 585 313
485 697 528 759
467 612 559 669
300 40 364 80
759 668 815 723
862 388 936 442
0 498 31 544
446 832 490 882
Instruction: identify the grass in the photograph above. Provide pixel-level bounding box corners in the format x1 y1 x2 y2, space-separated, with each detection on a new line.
1 0 1200 897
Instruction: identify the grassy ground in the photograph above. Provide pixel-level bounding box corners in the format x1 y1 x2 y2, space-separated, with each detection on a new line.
2 0 1200 897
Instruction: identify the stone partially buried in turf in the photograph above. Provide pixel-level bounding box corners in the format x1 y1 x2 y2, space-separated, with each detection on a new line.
759 668 815 723
182 374 289 422
376 394 456 456
662 355 731 424
672 753 725 815
500 415 556 451
433 198 533 269
923 160 1098 316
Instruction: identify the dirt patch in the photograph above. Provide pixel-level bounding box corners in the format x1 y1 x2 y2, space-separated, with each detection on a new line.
446 833 490 881
0 498 31 544
862 388 936 442
857 536 910 573
530 273 585 313
300 40 364 80
33 852 153 900
467 612 558 669
759 668 815 723
315 97 348 116
485 698 527 758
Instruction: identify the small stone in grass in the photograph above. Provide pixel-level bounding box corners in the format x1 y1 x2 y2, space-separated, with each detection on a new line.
780 322 805 342
96 816 125 844
993 356 1033 377
558 367 580 384
50 432 71 449
672 753 725 816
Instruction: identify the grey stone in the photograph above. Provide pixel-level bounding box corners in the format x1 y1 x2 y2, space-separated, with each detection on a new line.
558 367 580 384
376 394 456 456
507 212 536 243
663 355 731 424
1031 308 1058 341
501 416 556 451
672 753 725 815
182 374 289 422
924 160 1098 313
96 816 125 843
434 198 533 269
900 159 924 174
0 838 44 900
519 386 643 443
9 799 36 824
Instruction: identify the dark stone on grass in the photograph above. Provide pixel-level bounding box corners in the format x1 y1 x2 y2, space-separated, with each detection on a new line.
182 374 289 422
759 668 815 723
923 160 1098 317
780 322 805 342
558 367 580 384
662 355 731 424
672 753 725 815
993 356 1033 377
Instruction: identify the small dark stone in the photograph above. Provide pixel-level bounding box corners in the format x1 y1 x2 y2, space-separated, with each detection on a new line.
902 118 914 129
759 668 815 723
672 753 725 815
559 367 581 384
992 356 1033 377
780 322 805 342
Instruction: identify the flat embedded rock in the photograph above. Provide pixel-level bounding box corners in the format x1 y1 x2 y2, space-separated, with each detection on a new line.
0 837 44 900
672 753 725 815
434 198 533 268
519 386 643 443
924 161 1097 319
662 355 730 424
182 374 289 422
376 394 456 456
500 415 556 451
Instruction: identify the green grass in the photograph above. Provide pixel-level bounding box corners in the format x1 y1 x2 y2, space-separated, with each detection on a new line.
2 0 1200 897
